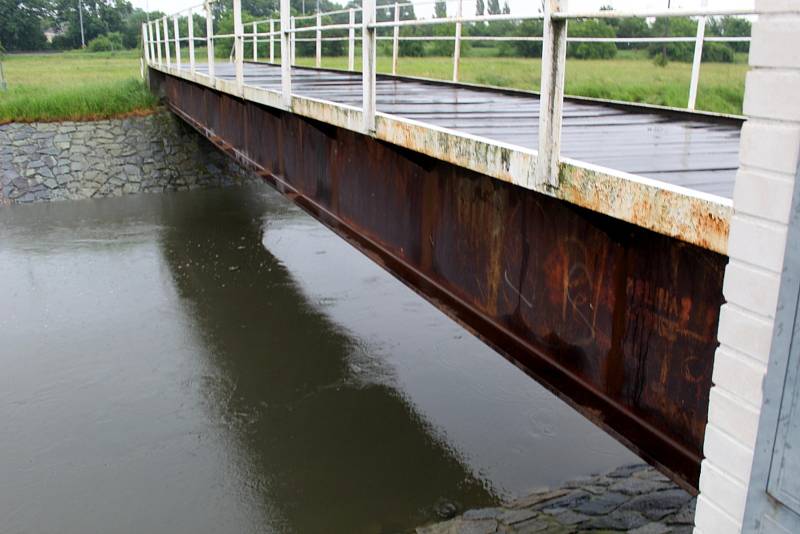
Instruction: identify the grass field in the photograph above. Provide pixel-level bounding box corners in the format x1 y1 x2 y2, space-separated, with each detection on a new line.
0 50 157 123
0 49 747 123
297 54 748 115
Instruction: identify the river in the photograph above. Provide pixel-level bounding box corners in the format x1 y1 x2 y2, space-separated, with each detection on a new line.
0 184 637 534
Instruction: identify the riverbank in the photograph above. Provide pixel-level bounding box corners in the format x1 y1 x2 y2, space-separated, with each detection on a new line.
417 464 695 534
0 111 254 204
0 51 156 123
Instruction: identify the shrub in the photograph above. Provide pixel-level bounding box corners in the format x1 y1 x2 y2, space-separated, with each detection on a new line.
87 32 124 52
87 35 112 52
400 40 424 57
702 41 734 63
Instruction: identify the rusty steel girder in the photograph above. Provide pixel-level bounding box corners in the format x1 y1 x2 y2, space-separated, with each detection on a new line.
151 69 726 492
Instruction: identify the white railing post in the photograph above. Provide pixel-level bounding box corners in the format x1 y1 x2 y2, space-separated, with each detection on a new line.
281 0 292 108
348 8 355 71
362 0 376 132
188 9 196 74
316 13 322 67
269 19 275 63
173 15 181 69
142 23 150 64
233 0 244 90
452 0 462 81
253 22 258 61
155 20 163 66
205 1 215 80
290 16 296 65
534 0 568 188
392 2 400 75
163 17 171 68
148 21 156 64
688 5 707 111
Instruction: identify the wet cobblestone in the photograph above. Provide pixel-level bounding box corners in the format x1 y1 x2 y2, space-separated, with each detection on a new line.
417 464 695 534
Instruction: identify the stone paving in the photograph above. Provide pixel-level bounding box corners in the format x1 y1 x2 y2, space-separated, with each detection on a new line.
0 111 255 205
417 464 695 534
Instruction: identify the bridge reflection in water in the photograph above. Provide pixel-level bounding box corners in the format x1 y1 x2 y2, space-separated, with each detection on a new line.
157 185 639 532
158 186 495 531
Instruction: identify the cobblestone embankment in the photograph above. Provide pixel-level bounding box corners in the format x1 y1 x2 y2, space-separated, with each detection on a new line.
1 111 254 205
417 464 695 534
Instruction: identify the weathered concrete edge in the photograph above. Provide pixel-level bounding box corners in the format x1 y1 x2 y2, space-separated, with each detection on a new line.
150 63 732 255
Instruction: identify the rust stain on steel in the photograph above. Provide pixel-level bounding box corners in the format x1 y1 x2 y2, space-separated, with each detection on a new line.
152 69 727 493
374 113 731 256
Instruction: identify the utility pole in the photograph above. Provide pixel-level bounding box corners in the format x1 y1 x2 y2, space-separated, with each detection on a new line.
78 0 86 48
660 0 671 64
0 41 6 91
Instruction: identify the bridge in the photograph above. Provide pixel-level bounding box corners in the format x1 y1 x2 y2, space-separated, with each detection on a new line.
142 2 800 532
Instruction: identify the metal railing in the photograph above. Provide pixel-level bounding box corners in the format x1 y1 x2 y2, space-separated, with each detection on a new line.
142 0 770 188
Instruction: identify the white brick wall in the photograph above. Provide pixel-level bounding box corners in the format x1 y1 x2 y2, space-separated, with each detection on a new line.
694 5 800 533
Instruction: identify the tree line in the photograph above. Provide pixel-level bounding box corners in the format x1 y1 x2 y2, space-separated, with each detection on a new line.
1 0 751 64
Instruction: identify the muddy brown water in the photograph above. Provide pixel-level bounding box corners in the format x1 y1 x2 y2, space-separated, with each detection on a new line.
0 184 636 534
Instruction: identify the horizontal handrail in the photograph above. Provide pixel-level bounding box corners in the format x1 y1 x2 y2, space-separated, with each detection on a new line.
552 7 759 19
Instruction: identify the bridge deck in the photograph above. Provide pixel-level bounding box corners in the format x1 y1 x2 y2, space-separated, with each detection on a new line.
199 62 741 199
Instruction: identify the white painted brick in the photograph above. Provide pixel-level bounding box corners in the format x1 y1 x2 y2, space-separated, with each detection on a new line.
722 261 782 318
750 16 800 69
707 386 761 449
712 346 767 409
698 461 749 521
717 304 775 364
732 168 794 225
726 215 787 273
739 120 800 176
756 0 800 12
694 494 742 534
703 423 755 483
743 70 800 122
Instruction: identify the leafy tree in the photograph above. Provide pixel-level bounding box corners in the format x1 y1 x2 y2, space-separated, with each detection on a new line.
434 0 446 18
708 16 750 52
498 19 542 57
568 19 616 59
475 0 484 16
605 15 649 50
120 9 152 49
0 0 50 51
486 0 500 15
648 16 736 63
648 16 696 63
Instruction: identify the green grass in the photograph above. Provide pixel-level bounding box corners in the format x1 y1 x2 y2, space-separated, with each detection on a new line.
0 50 158 123
0 49 747 123
296 55 747 115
